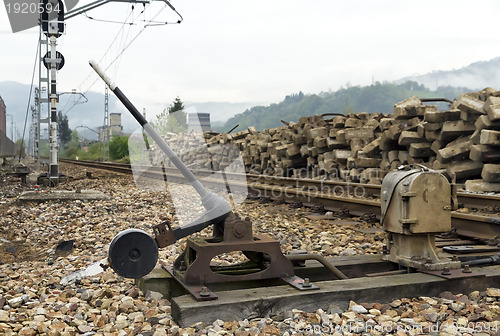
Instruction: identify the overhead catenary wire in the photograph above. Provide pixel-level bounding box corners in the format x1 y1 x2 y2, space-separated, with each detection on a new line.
63 1 182 115
83 11 138 25
96 3 174 78
111 4 139 80
143 0 183 27
62 3 141 114
19 36 40 163
62 4 139 114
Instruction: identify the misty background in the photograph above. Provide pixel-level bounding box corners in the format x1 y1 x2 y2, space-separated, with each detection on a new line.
1 56 500 140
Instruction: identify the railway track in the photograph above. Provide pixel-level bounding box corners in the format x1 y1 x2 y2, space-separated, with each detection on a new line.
60 159 500 241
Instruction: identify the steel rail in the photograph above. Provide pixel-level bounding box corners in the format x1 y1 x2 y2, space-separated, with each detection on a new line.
59 159 500 209
60 159 500 239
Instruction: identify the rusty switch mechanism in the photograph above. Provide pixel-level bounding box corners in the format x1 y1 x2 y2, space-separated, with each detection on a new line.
164 213 310 301
92 61 320 301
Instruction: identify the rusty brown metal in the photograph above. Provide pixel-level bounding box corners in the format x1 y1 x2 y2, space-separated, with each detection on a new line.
175 233 295 285
221 215 254 242
163 265 218 301
419 267 485 279
153 221 176 248
165 213 297 301
285 253 348 280
227 124 239 134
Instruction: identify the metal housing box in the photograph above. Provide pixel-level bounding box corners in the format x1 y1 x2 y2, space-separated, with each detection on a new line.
381 169 451 234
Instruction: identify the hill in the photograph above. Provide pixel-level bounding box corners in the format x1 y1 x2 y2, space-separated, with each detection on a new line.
219 81 472 132
0 81 260 139
396 57 500 90
3 56 500 136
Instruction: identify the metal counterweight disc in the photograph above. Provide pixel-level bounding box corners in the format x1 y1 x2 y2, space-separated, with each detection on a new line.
108 229 158 278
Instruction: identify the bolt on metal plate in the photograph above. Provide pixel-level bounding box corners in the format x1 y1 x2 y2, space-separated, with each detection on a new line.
419 268 485 279
282 275 319 290
163 265 218 301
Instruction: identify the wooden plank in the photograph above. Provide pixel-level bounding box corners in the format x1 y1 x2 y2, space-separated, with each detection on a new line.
171 265 500 327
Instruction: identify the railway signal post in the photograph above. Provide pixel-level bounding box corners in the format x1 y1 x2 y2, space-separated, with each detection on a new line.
37 0 67 186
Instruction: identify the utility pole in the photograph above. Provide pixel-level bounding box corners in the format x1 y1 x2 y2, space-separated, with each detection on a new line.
29 104 36 157
14 125 18 142
103 85 110 161
29 0 181 178
33 87 42 168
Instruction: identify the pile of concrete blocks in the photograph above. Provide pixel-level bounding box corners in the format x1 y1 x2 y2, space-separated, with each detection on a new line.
147 88 500 192
205 113 389 184
148 132 244 172
463 95 500 192
418 89 500 192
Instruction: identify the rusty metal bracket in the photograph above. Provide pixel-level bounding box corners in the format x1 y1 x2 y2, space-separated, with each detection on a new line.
163 265 218 301
443 245 500 254
153 221 176 248
419 268 485 279
174 234 295 285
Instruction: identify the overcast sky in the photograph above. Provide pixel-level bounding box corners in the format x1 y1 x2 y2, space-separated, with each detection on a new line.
2 0 500 119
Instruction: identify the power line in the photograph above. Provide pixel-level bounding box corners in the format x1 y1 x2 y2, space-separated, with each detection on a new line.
69 5 138 106
111 5 137 80
63 3 154 114
19 36 40 163
62 1 183 117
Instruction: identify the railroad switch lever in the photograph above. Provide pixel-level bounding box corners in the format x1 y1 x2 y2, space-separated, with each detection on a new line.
91 61 317 299
152 194 237 249
91 61 236 275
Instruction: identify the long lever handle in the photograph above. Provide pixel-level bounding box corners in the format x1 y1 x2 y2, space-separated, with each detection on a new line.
89 60 232 245
90 60 212 200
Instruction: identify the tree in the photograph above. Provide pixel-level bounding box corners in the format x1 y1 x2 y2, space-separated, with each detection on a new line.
169 96 184 112
168 96 187 131
152 96 187 134
342 102 356 114
219 81 473 131
57 111 72 146
109 136 129 161
63 130 81 158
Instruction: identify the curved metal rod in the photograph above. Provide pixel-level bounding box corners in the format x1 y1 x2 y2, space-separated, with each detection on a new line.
286 253 348 280
420 98 453 104
321 113 346 118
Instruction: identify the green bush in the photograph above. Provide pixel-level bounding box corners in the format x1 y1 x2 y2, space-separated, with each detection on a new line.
109 136 129 161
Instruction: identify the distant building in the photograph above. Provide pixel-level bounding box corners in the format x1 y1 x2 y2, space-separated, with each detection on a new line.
97 113 123 142
97 125 109 143
188 113 211 133
0 95 6 135
109 113 123 137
